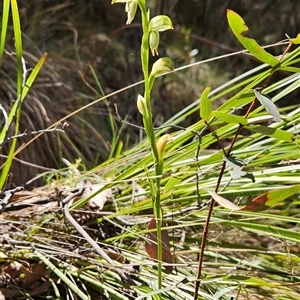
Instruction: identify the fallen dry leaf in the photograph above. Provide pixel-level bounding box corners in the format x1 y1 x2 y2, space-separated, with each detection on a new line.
145 218 174 271
85 182 112 210
207 190 240 211
242 185 300 212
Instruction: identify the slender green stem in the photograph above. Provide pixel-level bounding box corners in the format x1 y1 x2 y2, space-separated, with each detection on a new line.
138 1 163 292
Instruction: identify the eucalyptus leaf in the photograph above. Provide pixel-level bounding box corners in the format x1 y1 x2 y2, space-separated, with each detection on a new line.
227 9 279 66
254 89 281 122
245 125 293 142
289 33 300 44
223 155 246 179
212 111 247 125
200 87 212 121
206 190 240 211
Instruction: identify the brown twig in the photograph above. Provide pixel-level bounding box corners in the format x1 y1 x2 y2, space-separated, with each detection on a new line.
61 189 136 284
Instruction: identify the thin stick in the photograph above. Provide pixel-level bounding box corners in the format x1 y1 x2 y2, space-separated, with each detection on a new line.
61 190 135 284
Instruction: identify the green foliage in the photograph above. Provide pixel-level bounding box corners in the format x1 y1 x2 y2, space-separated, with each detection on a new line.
77 3 300 299
0 0 10 67
199 86 212 121
1 1 300 300
112 0 175 291
227 9 279 66
254 89 281 122
0 0 46 189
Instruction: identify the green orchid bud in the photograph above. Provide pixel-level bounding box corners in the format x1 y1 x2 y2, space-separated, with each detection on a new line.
157 134 173 160
149 15 173 32
149 30 160 56
150 57 174 77
137 94 146 115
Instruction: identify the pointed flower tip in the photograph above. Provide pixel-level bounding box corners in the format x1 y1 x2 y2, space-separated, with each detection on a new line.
151 49 159 56
149 30 160 56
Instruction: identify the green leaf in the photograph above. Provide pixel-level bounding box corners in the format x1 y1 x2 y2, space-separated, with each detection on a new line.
0 0 23 190
254 89 281 122
34 250 90 300
245 125 293 142
200 87 212 121
199 151 223 165
227 9 279 66
245 277 279 288
289 33 300 44
0 53 47 144
223 155 247 179
21 52 48 100
0 0 10 67
222 220 300 243
11 0 23 98
212 111 248 125
266 185 300 207
0 5 46 189
242 185 300 211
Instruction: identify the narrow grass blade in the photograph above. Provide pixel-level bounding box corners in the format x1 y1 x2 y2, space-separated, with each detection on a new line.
221 220 300 243
0 0 10 67
21 52 48 100
11 0 23 97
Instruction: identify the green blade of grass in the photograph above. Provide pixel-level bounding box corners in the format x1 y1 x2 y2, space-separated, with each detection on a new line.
21 52 48 100
0 5 47 189
0 0 10 67
11 0 23 97
0 0 23 189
